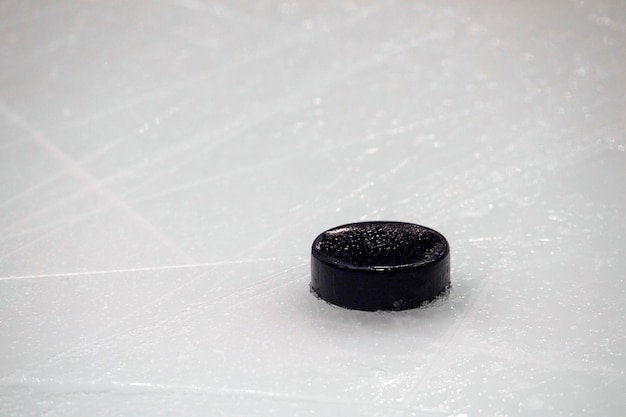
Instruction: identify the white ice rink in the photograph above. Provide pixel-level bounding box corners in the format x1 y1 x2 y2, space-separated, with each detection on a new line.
1 1 625 415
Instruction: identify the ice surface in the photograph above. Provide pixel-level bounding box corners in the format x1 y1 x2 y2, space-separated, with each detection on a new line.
1 0 625 416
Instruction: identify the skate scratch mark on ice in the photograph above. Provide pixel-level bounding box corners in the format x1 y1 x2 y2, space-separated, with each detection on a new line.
0 138 124 212
0 375 450 414
0 100 192 263
0 258 282 281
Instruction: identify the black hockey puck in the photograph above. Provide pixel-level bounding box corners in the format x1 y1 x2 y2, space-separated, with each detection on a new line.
310 221 450 311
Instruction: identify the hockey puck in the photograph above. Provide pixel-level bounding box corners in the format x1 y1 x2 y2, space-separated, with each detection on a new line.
310 221 450 311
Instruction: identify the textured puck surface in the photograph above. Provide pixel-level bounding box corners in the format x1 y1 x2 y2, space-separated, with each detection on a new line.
310 221 450 311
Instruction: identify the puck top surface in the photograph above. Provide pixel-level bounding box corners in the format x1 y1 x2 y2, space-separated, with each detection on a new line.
312 221 449 270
